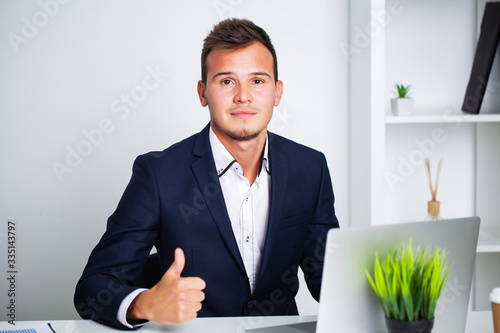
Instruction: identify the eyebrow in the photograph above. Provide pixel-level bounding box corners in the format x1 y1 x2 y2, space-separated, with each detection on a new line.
211 71 272 80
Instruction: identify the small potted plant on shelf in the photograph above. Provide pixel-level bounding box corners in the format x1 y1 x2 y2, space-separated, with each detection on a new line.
365 241 449 333
391 83 413 115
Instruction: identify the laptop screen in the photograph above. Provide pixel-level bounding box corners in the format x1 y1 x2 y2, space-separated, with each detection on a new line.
317 217 480 333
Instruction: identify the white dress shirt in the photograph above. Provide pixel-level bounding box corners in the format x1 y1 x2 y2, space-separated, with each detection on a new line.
209 127 271 294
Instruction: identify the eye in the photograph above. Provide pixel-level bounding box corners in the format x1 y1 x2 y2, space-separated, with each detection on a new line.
221 79 233 85
253 79 264 84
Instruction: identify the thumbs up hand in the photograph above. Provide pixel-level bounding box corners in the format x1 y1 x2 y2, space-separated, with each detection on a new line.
127 248 206 325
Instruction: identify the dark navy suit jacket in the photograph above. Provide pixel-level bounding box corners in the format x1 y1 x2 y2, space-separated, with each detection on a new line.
74 124 339 329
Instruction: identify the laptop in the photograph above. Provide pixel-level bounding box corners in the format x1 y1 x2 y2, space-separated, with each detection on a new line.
246 217 480 333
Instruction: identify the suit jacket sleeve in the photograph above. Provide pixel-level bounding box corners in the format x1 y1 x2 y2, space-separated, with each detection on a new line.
300 152 339 301
74 154 160 329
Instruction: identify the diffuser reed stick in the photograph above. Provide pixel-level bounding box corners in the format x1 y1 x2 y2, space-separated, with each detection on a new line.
425 158 442 201
425 158 442 220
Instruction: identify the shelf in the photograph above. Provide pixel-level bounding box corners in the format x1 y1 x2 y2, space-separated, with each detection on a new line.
477 224 500 253
386 111 500 124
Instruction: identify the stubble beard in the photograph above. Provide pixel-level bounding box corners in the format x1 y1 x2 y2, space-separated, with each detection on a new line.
224 128 263 141
211 116 268 142
210 108 272 141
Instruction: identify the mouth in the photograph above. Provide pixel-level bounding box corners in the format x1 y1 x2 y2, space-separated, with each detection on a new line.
229 110 257 119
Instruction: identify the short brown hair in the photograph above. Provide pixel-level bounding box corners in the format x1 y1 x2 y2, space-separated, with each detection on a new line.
201 18 278 83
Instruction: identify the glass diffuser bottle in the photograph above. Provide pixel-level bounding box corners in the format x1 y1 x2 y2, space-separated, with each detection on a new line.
426 200 442 221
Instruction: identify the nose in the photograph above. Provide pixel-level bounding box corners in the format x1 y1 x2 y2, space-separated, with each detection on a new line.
233 83 252 104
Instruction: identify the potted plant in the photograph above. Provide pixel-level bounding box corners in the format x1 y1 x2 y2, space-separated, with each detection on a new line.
365 241 449 333
391 83 413 115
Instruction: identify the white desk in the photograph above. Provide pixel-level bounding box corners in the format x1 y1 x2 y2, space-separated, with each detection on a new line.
0 312 493 333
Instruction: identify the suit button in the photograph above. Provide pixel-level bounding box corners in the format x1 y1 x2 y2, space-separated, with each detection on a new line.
246 301 253 309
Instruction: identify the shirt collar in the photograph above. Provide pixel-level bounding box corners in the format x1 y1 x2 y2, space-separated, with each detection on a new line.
209 126 270 178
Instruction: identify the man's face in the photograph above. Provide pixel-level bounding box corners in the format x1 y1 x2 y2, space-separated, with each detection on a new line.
197 42 283 142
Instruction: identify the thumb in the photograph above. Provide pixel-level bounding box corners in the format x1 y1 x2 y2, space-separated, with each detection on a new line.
166 248 185 278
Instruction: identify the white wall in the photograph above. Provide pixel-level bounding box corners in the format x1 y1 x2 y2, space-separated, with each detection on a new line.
0 0 349 320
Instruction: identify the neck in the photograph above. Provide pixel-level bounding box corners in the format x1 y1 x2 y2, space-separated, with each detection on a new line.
213 128 266 185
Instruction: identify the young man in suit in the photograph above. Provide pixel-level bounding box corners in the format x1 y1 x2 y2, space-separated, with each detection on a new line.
74 18 339 329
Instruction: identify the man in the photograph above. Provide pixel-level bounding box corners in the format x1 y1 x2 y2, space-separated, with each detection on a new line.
74 18 339 329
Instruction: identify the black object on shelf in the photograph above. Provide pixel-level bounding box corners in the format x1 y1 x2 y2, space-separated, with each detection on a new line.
462 2 500 114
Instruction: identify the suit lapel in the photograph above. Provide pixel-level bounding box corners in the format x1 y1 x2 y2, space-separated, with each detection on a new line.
258 133 289 281
190 125 246 273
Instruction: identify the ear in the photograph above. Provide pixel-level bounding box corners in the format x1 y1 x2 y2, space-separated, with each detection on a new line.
274 80 283 106
197 80 208 107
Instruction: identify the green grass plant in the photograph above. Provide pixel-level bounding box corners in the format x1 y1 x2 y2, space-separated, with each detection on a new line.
365 241 449 321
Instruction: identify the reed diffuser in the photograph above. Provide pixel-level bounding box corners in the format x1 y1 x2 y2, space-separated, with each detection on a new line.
425 158 442 221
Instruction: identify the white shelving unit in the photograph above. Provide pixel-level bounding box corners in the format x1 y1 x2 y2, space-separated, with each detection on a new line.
349 0 500 311
477 224 500 253
386 116 500 252
386 112 500 124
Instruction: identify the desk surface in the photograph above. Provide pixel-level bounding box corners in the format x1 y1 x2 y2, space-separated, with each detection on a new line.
0 312 493 333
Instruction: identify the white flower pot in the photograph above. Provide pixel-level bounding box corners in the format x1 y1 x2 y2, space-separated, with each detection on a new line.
391 98 413 116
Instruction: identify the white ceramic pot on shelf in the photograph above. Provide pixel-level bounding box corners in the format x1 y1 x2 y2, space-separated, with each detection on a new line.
391 97 413 115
